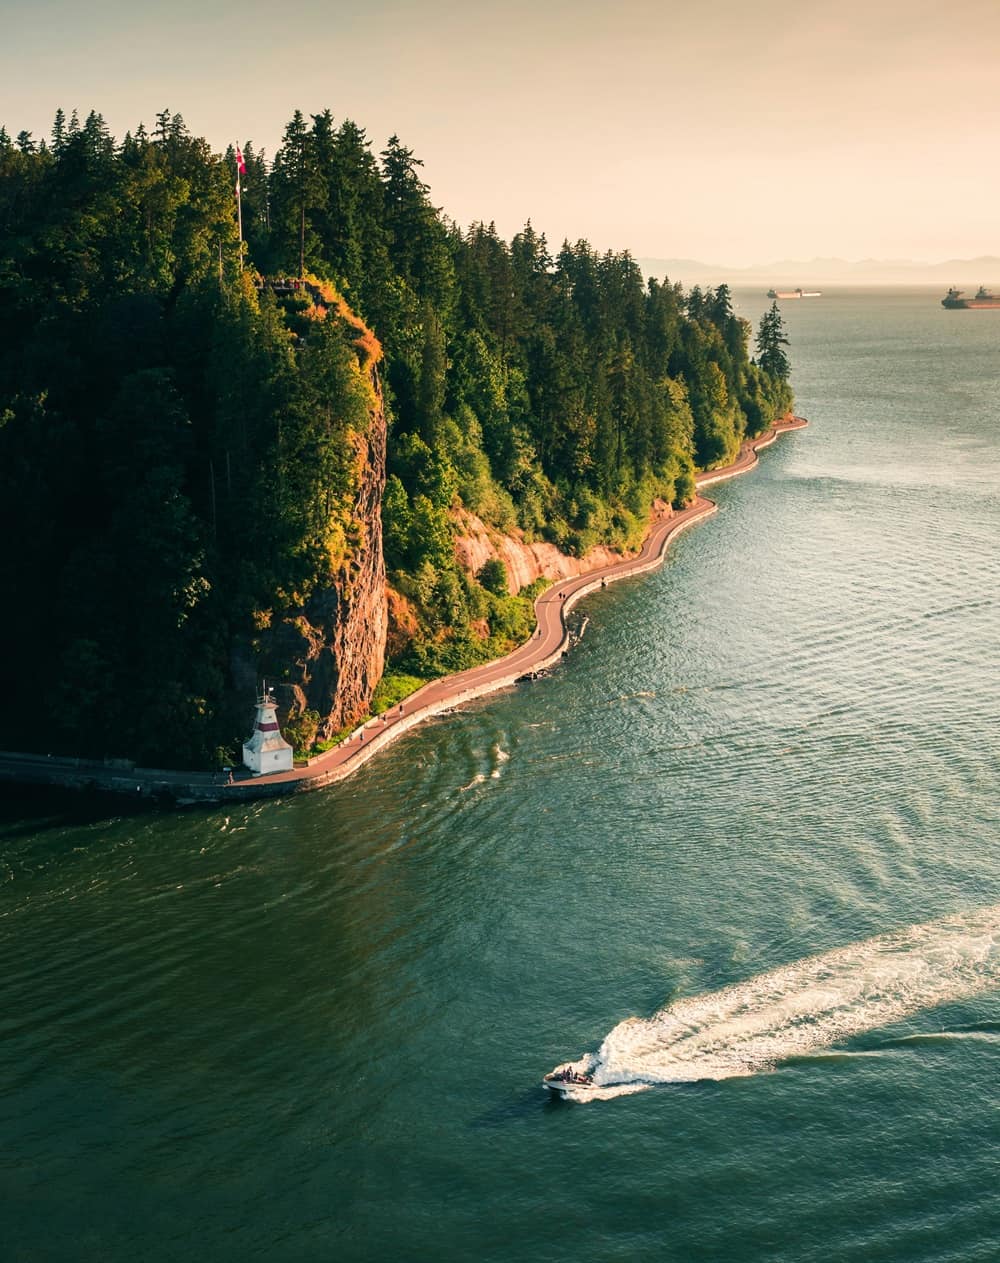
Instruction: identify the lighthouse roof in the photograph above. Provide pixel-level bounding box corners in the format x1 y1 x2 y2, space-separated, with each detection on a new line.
244 730 293 755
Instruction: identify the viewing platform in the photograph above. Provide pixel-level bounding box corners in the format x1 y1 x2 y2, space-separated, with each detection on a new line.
254 276 323 300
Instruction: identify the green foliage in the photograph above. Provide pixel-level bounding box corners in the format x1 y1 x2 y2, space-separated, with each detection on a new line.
0 112 382 766
382 473 412 570
673 468 697 508
409 495 454 573
269 110 328 276
756 301 791 385
310 725 354 754
371 671 425 713
283 708 320 758
519 577 551 601
0 102 791 765
476 558 509 595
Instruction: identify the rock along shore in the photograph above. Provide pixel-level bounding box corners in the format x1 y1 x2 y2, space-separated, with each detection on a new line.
0 417 807 806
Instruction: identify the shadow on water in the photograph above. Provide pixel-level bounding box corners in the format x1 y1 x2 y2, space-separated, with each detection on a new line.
0 783 163 840
470 1087 558 1128
470 1079 719 1129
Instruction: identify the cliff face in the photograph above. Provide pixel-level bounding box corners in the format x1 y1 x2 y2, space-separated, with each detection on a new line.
452 502 674 593
254 293 388 744
277 364 387 741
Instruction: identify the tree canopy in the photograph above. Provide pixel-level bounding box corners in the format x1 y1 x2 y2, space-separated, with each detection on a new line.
0 107 793 765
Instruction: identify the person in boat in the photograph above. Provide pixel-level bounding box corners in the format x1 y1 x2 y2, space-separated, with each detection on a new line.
547 1066 594 1085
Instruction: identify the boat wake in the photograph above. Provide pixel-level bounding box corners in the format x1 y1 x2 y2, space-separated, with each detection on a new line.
460 744 510 791
551 906 1000 1100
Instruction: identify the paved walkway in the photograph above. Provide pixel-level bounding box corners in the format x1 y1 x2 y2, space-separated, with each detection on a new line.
0 417 806 803
218 415 807 797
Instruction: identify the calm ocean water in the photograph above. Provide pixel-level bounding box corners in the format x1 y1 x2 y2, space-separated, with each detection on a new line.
2 288 999 1261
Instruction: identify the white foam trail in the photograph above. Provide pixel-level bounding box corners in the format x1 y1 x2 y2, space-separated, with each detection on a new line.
460 746 508 789
564 907 1000 1099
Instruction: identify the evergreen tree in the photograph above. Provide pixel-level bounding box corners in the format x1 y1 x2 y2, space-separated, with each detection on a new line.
756 301 790 382
0 101 791 762
381 134 454 313
50 108 67 155
270 110 327 275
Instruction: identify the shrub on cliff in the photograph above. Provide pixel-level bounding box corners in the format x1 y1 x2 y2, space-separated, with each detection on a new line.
476 558 509 596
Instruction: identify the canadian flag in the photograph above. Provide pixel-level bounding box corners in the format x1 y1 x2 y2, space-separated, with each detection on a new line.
235 146 247 176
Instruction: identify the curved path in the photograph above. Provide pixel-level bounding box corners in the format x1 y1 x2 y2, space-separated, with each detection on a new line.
0 417 806 804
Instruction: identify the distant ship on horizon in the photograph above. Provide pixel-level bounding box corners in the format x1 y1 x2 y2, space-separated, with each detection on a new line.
941 286 1000 309
767 288 822 299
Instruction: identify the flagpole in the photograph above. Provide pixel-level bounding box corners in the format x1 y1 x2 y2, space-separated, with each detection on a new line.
236 175 244 272
235 144 245 272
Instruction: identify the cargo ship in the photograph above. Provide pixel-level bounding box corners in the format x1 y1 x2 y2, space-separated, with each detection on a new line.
767 288 821 299
941 286 1000 309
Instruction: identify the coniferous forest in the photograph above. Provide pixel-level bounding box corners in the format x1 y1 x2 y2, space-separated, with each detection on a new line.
0 109 793 768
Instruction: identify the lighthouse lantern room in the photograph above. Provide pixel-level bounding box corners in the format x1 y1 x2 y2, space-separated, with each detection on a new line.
242 684 294 775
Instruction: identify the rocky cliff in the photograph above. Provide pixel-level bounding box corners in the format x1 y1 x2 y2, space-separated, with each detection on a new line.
452 501 675 593
260 294 389 743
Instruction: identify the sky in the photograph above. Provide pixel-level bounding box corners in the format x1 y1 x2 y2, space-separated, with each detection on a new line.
3 0 1000 268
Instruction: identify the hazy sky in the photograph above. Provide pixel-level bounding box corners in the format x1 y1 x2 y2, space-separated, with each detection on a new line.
3 0 999 265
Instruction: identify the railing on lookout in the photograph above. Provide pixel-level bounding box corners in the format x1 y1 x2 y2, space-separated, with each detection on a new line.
254 277 323 300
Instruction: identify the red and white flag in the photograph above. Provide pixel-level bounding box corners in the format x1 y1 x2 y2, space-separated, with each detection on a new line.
235 145 247 176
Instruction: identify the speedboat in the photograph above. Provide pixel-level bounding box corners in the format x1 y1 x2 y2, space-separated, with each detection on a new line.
542 1067 599 1097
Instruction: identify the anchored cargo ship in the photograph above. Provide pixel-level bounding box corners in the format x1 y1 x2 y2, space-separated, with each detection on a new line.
941 286 1000 309
767 288 821 299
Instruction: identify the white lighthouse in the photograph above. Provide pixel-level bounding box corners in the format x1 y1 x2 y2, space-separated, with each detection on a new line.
242 684 294 775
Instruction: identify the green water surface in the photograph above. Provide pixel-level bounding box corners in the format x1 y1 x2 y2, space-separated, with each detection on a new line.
2 288 999 1261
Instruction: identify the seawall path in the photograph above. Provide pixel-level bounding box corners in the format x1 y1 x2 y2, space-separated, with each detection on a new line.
0 417 807 804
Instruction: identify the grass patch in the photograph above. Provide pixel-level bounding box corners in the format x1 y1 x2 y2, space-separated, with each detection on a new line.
308 726 354 756
371 671 426 714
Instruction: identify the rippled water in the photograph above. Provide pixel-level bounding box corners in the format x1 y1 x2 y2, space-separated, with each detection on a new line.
3 288 1000 1261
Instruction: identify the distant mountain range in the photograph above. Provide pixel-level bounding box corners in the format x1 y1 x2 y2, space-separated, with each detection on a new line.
636 255 1000 287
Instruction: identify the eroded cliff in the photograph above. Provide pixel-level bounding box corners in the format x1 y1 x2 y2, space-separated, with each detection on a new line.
452 502 675 592
256 290 388 743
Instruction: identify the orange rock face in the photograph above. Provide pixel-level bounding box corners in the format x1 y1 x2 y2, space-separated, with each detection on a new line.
453 503 673 594
263 357 388 741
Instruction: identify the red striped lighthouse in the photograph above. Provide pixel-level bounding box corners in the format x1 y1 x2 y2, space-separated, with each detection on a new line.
242 683 294 775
